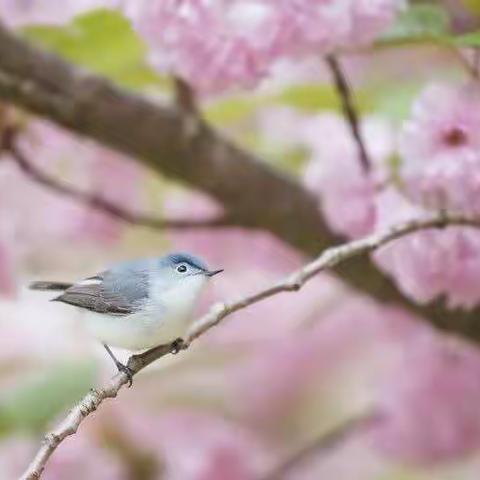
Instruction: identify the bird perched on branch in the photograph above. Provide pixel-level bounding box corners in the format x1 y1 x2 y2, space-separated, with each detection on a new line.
30 252 223 385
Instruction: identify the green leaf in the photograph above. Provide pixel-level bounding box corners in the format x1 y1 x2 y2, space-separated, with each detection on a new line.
205 96 267 124
22 9 167 89
205 84 373 127
455 31 480 47
276 84 372 112
0 360 96 435
379 3 451 46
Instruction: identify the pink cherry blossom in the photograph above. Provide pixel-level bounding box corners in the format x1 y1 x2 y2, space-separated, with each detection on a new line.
302 113 394 238
0 0 119 27
267 0 405 56
125 0 405 93
117 409 273 480
0 435 124 479
43 435 124 480
125 0 274 93
371 334 480 465
231 298 427 428
349 0 407 44
398 82 480 214
373 188 480 308
12 121 142 245
0 437 35 480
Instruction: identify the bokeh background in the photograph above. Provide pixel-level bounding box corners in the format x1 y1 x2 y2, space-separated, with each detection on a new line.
2 1 480 479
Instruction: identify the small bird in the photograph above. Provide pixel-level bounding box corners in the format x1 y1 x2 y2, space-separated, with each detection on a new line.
30 252 223 384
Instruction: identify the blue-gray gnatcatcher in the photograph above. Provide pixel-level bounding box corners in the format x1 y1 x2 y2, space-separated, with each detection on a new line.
30 252 223 384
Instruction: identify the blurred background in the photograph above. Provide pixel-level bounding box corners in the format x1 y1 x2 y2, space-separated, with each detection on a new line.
2 1 480 479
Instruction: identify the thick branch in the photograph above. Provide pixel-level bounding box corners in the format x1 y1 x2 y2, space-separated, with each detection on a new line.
21 213 480 480
0 127 229 230
1 24 480 341
326 54 371 172
0 23 327 251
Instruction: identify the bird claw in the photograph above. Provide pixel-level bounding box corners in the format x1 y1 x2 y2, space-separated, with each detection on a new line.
116 362 134 387
170 338 185 354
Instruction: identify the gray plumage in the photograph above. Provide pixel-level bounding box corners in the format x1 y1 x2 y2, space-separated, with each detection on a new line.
52 260 153 315
31 253 214 316
30 252 223 363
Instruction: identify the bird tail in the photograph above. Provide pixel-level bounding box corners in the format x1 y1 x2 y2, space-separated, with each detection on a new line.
29 281 73 291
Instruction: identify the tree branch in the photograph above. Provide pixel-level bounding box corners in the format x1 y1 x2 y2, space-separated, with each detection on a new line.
0 126 229 230
0 22 326 249
21 212 480 480
326 54 371 173
1 24 480 342
173 76 199 116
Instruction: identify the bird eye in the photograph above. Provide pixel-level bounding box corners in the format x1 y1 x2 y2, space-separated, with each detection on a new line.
177 264 187 273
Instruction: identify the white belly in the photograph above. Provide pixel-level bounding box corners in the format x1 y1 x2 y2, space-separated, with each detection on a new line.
81 275 207 351
82 308 188 351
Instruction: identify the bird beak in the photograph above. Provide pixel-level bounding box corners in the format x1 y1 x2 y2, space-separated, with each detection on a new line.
206 269 224 277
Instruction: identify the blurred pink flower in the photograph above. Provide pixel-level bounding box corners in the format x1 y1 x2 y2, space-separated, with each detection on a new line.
118 409 273 480
231 298 428 428
270 0 405 56
349 0 406 44
125 0 404 93
125 0 274 93
0 0 118 26
16 121 143 245
373 188 480 308
399 82 480 214
0 434 124 480
0 437 34 480
302 113 394 238
42 435 124 480
371 335 480 465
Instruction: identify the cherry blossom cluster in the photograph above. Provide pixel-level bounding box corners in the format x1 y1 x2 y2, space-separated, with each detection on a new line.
0 0 404 94
125 0 405 93
0 0 119 26
297 81 480 308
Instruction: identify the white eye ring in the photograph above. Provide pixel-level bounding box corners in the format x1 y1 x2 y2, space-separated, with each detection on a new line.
177 264 187 273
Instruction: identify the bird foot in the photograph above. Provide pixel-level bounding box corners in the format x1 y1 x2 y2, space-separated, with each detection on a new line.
170 338 185 354
115 361 134 387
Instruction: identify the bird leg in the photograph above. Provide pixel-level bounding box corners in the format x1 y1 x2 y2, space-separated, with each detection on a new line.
103 343 134 387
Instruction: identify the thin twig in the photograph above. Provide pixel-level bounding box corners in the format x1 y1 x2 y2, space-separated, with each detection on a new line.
0 127 230 230
20 212 480 480
261 413 379 480
326 54 371 173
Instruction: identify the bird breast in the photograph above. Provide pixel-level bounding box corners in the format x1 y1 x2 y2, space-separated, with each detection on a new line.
149 274 207 326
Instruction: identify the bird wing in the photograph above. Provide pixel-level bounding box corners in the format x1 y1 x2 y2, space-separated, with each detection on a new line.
53 263 151 315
